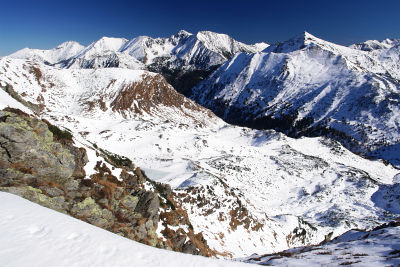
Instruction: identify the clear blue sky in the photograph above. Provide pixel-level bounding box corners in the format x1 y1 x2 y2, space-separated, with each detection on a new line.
1 0 399 56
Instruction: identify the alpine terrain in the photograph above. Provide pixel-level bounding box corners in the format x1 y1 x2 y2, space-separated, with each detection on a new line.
1 30 399 266
191 32 400 167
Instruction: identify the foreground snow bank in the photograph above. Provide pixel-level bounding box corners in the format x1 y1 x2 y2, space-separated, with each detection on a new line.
0 192 250 267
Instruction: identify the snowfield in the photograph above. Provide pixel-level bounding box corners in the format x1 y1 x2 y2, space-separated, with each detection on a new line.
0 192 250 267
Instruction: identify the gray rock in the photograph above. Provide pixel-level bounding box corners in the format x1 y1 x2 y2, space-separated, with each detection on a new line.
145 219 154 230
122 195 139 210
64 179 80 192
182 241 199 255
134 191 160 221
0 111 75 185
171 234 186 249
41 186 64 197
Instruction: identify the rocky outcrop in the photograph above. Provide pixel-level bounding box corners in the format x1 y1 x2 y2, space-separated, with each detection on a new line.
0 108 214 257
110 73 214 120
0 108 75 185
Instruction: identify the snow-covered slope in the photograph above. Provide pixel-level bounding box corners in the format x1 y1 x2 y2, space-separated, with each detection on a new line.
61 37 146 69
191 32 400 166
0 57 210 122
0 83 32 113
350 38 400 51
0 192 249 267
1 57 399 258
119 35 175 63
9 41 85 64
244 220 400 266
76 37 128 58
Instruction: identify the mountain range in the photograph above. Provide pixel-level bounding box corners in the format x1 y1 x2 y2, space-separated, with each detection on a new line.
191 31 400 167
10 30 268 96
1 30 399 265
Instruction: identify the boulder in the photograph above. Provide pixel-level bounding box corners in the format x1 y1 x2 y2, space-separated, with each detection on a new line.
134 190 160 222
0 111 75 185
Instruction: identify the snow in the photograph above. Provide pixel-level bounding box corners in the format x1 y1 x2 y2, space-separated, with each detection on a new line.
394 174 400 183
250 42 269 51
1 56 399 258
350 38 400 51
9 41 84 64
191 31 400 167
196 31 262 55
8 30 268 71
0 88 32 114
2 30 400 260
0 192 250 267
243 224 400 266
75 37 128 58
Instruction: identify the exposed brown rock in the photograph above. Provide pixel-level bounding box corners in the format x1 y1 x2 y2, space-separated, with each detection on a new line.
110 74 214 119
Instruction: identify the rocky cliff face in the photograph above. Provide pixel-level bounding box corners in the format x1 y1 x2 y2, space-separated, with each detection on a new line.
0 108 214 257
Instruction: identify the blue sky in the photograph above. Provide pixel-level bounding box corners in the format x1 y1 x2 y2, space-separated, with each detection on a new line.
1 0 399 56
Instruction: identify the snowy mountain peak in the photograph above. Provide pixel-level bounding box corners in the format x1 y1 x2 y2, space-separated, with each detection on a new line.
196 31 236 54
191 30 400 167
119 36 150 59
9 40 85 64
176 29 192 37
288 31 320 46
302 31 317 39
8 30 269 74
263 31 324 53
196 30 244 48
55 40 84 50
75 36 128 58
196 30 228 39
97 36 129 46
193 30 266 58
251 42 270 51
350 38 400 51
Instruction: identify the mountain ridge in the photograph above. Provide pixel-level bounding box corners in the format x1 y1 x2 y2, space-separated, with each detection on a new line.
9 30 268 67
190 31 400 167
2 30 400 262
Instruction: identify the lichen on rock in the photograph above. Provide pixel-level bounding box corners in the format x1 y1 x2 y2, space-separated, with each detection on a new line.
0 109 75 185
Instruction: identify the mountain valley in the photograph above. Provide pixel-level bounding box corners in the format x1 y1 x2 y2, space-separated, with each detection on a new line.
1 30 400 265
